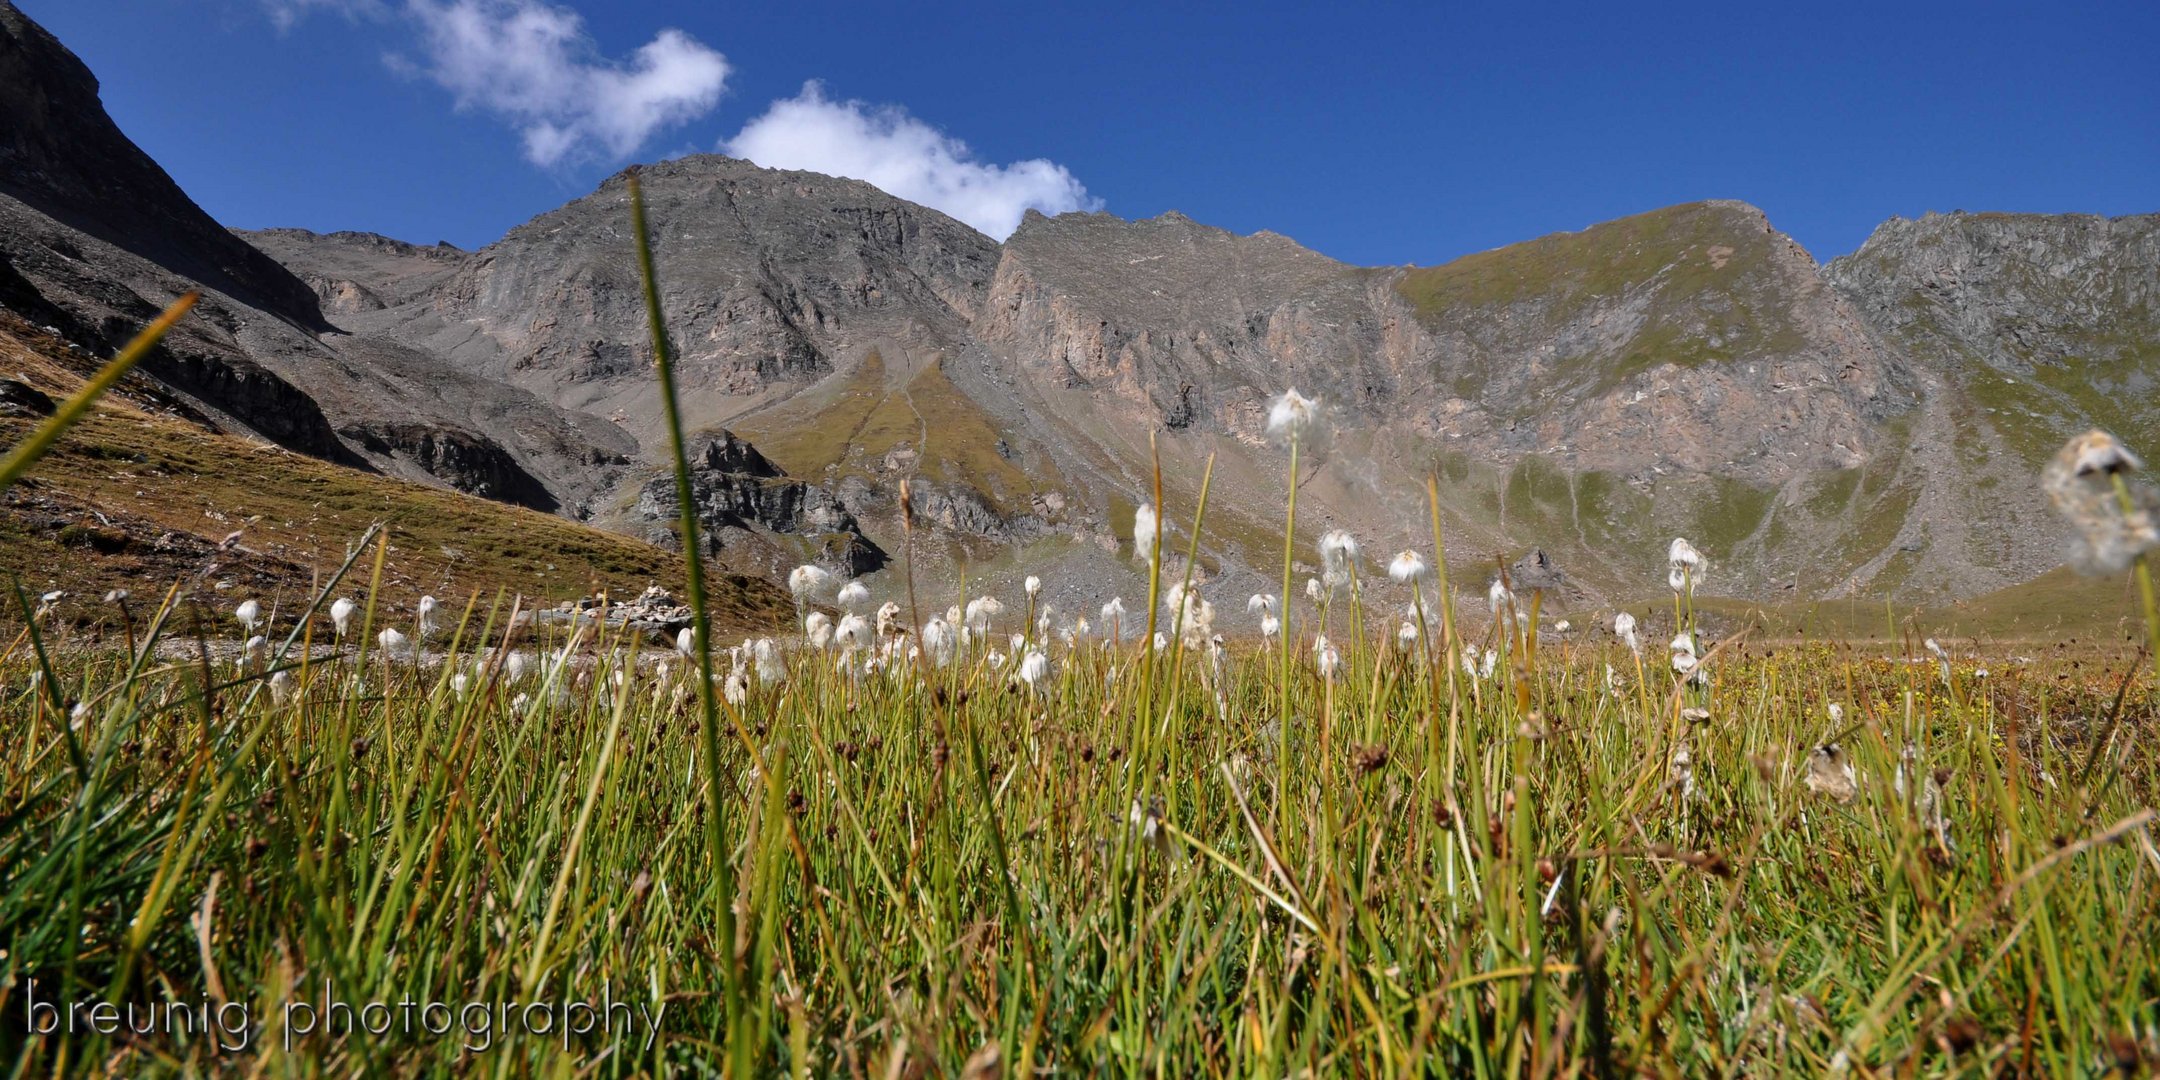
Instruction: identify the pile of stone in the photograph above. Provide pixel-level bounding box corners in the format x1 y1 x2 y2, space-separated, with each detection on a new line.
524 586 694 640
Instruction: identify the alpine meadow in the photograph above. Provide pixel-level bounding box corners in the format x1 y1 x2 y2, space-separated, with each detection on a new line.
3 1 2159 1076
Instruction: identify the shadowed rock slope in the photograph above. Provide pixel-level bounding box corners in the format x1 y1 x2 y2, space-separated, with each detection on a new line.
0 0 632 514
0 314 788 632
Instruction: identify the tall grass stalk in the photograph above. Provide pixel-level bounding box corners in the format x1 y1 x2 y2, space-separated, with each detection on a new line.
624 169 745 1067
1276 435 1299 825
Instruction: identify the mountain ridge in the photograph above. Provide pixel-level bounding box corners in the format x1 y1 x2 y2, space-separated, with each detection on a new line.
2 1 2154 615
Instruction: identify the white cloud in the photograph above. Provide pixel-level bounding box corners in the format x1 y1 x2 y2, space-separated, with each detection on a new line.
401 0 729 167
723 82 1099 240
260 0 384 32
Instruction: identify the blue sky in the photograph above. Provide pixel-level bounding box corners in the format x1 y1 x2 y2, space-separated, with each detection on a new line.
21 0 2159 265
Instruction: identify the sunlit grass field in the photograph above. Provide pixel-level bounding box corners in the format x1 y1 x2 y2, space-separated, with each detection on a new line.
3 575 2157 1076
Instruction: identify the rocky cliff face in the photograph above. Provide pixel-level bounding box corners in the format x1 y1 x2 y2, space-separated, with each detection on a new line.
951 200 1942 598
1826 211 2160 459
240 228 467 316
306 157 1001 428
1826 211 2160 376
629 433 888 578
1805 211 2160 596
975 210 1393 435
1392 201 1912 480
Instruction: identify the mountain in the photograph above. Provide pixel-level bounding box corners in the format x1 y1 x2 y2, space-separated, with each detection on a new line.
3 1 2153 618
1825 210 2160 463
0 0 639 515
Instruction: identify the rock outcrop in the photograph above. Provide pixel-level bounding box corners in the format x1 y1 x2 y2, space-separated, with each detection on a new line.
631 433 888 577
1826 211 2160 377
342 421 558 510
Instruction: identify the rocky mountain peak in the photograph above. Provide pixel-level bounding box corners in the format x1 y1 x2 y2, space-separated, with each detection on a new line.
1826 210 2160 374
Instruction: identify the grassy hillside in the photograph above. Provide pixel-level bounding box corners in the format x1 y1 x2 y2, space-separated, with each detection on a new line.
1690 573 2145 646
731 346 1059 516
1395 201 1808 394
0 316 788 633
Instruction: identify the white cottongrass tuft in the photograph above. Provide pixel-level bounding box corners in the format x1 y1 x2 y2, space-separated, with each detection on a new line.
677 626 697 658
1669 632 1699 679
1487 579 1515 615
835 613 872 653
1313 634 1341 680
1264 387 1323 447
1387 550 1430 584
875 601 905 641
836 580 870 608
921 617 957 668
1668 538 1705 592
1099 596 1126 632
417 594 441 639
1024 575 1042 598
804 612 833 650
329 596 357 638
1669 742 1696 801
1396 621 1419 651
1246 593 1277 617
1614 611 1640 655
1321 569 1351 598
234 599 261 633
1164 582 1215 649
1259 613 1281 639
1318 530 1360 578
377 627 413 660
2042 429 2159 575
1805 744 1859 804
753 638 785 684
964 596 1004 633
1017 648 1051 689
1133 504 1158 566
1305 577 1325 604
788 564 833 603
1924 637 1952 680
